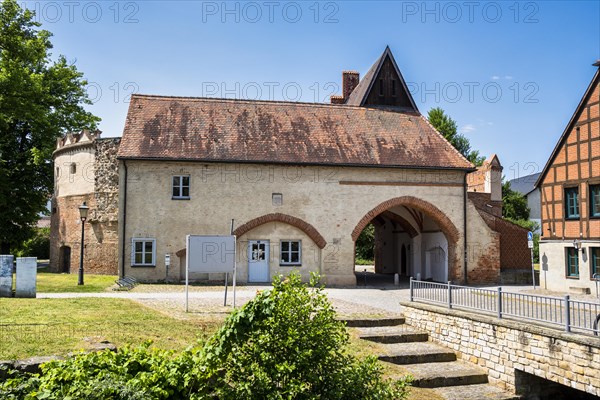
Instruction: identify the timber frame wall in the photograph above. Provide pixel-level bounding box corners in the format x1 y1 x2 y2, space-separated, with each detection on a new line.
538 64 600 242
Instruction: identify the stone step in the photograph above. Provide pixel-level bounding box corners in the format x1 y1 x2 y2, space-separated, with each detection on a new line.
377 342 456 364
384 360 488 388
355 326 428 343
432 383 521 400
341 316 405 328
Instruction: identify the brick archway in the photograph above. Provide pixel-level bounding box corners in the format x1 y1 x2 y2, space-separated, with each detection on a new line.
352 196 460 279
233 213 327 249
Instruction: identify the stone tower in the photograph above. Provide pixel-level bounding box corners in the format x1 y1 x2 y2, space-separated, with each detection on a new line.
49 130 121 275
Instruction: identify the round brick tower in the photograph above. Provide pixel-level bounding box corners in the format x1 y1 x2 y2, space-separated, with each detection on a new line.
49 130 121 275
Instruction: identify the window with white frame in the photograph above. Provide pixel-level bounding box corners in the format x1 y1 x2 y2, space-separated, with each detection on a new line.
172 175 190 199
131 238 156 266
280 240 301 266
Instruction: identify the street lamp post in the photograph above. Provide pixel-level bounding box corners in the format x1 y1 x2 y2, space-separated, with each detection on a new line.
78 201 89 285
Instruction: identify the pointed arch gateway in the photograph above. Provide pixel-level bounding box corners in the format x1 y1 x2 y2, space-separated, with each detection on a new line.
352 196 461 281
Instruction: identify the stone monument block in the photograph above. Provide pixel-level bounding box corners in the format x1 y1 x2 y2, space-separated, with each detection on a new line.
16 257 37 298
0 255 14 297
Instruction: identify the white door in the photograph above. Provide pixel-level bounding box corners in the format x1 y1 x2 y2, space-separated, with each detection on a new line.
248 240 269 282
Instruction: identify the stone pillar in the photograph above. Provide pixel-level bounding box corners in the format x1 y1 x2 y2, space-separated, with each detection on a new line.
16 257 37 298
0 255 14 297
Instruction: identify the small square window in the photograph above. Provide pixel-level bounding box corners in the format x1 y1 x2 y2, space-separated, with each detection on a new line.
564 187 579 219
590 185 600 218
280 240 301 266
172 175 190 199
131 238 156 267
272 193 283 206
565 247 579 278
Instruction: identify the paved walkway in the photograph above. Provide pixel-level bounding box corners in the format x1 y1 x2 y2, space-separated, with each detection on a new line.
35 279 600 322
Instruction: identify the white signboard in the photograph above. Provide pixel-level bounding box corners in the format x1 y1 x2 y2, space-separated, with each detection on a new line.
186 235 236 273
16 257 37 298
185 235 237 312
0 255 13 297
528 241 534 249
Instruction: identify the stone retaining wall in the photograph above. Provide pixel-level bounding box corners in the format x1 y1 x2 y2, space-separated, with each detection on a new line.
401 301 600 397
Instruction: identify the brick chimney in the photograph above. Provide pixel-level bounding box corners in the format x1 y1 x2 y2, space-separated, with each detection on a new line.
331 71 360 104
342 71 359 99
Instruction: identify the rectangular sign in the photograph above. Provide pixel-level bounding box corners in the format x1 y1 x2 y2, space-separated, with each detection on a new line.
16 257 37 298
186 235 236 273
0 255 14 297
528 240 534 249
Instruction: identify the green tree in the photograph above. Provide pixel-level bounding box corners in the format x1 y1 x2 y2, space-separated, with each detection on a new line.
502 181 530 221
355 223 375 262
502 181 540 262
0 0 99 253
427 107 485 166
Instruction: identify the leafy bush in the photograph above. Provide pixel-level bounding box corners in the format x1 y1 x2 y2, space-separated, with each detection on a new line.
355 258 375 266
193 271 410 399
0 272 411 400
15 227 50 259
0 343 194 399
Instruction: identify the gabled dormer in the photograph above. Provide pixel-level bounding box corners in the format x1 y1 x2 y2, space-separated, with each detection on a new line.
331 46 418 112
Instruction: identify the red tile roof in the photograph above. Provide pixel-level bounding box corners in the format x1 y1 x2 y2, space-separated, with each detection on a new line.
118 94 473 170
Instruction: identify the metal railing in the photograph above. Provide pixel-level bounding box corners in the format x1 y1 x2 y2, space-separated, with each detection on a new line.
409 278 600 336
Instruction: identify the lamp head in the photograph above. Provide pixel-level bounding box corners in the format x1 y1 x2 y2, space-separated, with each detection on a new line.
78 201 89 221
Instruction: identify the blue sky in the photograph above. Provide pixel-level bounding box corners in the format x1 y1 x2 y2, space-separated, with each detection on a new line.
25 0 600 179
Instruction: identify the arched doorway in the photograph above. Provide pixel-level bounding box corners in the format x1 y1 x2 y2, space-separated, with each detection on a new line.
352 196 459 283
59 246 71 273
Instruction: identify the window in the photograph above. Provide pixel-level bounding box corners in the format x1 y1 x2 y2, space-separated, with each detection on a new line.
564 187 579 219
566 247 579 278
172 175 190 199
590 185 600 218
280 240 301 266
391 79 397 97
272 193 283 206
379 79 384 96
131 238 156 266
70 163 76 174
592 248 600 279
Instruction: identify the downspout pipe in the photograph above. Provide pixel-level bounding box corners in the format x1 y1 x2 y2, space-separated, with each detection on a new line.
463 173 468 285
121 160 128 278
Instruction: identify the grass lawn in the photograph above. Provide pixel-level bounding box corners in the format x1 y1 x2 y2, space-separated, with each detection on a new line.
0 298 221 360
0 298 430 398
34 272 117 293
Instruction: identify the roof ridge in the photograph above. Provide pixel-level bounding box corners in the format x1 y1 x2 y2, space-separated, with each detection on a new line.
130 94 421 116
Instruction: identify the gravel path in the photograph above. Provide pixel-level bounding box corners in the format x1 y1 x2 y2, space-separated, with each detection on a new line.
36 282 600 324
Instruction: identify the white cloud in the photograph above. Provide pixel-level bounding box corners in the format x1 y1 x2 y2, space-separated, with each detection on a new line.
490 75 513 81
460 124 476 134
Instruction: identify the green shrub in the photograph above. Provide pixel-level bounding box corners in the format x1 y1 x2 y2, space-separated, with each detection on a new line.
0 272 411 400
15 227 50 259
0 343 193 399
194 271 410 399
